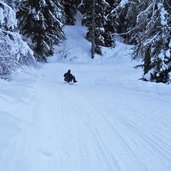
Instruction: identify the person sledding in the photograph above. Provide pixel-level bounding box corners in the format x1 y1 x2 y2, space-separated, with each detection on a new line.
64 69 77 84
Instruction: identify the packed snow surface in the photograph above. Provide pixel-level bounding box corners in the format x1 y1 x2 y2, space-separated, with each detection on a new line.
0 22 171 171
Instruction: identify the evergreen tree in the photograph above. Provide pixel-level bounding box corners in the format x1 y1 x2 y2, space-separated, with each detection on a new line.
79 0 123 57
0 1 35 76
17 0 65 61
62 0 80 25
117 0 171 83
103 0 121 47
115 0 143 44
132 0 171 83
80 0 110 56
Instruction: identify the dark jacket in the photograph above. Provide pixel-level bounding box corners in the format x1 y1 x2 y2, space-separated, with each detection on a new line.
64 70 74 82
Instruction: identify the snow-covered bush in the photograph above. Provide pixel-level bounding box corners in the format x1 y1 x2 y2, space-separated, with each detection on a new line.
0 1 35 76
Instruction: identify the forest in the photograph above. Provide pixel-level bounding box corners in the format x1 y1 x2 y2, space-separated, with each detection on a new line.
0 0 171 83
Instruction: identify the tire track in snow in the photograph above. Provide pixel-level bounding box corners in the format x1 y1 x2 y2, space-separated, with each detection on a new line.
74 90 171 170
101 102 171 162
107 103 171 167
86 104 148 171
56 91 115 171
71 91 149 171
85 90 171 159
68 94 121 171
84 120 122 171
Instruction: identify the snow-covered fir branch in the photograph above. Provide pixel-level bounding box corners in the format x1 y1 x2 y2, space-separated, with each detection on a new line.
0 1 35 76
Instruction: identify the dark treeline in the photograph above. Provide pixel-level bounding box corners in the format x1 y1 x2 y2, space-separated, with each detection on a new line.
0 0 171 83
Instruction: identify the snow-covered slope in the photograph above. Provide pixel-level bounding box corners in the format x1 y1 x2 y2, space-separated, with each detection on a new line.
0 21 171 171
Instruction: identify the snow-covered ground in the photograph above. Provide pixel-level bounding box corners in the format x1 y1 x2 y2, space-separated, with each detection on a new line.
0 19 171 171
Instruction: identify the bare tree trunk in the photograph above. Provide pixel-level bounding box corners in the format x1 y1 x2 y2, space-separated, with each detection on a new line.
91 0 96 59
144 47 151 74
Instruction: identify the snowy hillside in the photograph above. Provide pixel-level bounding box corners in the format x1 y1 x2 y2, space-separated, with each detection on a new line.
0 22 171 171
